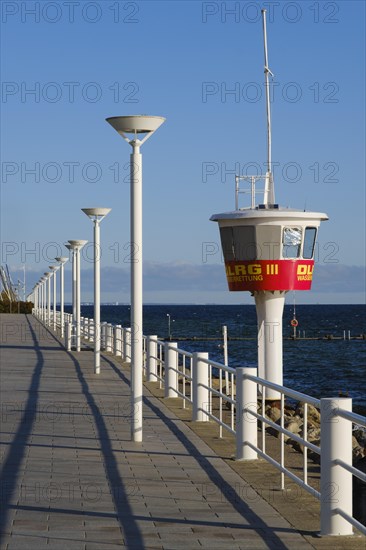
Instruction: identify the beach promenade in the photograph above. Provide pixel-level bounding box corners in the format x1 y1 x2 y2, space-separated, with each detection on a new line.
0 314 363 550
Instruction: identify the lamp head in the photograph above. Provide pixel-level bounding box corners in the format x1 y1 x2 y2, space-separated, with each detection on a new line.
106 115 165 145
55 256 69 264
68 239 88 250
82 207 111 220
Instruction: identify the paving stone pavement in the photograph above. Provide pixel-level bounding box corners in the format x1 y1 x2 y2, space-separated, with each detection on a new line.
0 314 355 549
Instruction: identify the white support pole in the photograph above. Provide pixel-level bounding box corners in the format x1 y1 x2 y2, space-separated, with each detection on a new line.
106 323 113 352
39 284 43 320
23 265 26 302
255 290 285 400
47 276 51 327
60 263 65 337
34 287 37 316
130 142 143 441
44 281 47 324
147 335 158 382
114 325 122 356
65 321 72 351
100 322 107 350
255 293 265 382
94 219 101 373
76 248 81 352
106 114 165 443
192 352 209 422
320 397 353 536
89 318 93 341
42 282 45 322
72 249 76 327
41 282 43 321
120 326 125 360
164 342 178 398
222 325 229 392
236 367 258 461
125 327 132 361
261 8 275 205
53 270 57 331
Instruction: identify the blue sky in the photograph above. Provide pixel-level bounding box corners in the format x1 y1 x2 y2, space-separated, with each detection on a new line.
1 0 365 304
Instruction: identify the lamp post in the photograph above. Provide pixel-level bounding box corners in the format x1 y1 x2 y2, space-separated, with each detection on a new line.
81 208 111 374
41 277 46 322
55 257 69 337
35 284 38 314
67 240 88 352
64 244 76 324
49 265 59 331
106 115 165 442
39 278 45 321
32 284 37 315
44 272 51 326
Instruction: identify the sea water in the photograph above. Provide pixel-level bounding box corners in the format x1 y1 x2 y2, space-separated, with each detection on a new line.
72 304 365 415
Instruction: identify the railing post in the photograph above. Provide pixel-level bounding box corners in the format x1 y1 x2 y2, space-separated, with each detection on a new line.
101 322 107 350
120 326 125 360
106 323 113 352
192 352 209 422
164 342 178 398
90 318 95 343
71 321 76 350
236 367 258 460
320 397 353 536
65 321 72 351
147 336 158 382
124 327 131 362
114 325 122 357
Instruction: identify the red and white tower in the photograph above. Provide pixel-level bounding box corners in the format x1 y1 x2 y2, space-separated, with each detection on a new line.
211 10 328 400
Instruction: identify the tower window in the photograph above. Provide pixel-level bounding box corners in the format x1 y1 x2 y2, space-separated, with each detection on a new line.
282 227 302 258
303 227 317 259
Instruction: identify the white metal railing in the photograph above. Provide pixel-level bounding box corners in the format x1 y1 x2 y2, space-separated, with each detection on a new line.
32 309 366 537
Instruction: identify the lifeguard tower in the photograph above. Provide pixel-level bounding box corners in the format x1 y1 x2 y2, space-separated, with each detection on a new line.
211 10 328 399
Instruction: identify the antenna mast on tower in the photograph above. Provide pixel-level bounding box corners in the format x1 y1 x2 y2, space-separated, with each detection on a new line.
262 8 275 205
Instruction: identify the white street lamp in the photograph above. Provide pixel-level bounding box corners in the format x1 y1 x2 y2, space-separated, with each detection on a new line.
106 115 165 442
32 283 38 316
32 284 36 314
39 277 46 322
81 207 111 374
44 272 51 326
55 256 69 337
49 265 60 331
67 240 88 352
64 243 76 326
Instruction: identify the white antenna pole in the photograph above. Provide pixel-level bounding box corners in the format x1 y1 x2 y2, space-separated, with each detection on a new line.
262 9 275 205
